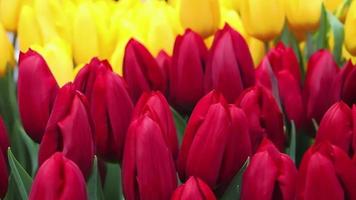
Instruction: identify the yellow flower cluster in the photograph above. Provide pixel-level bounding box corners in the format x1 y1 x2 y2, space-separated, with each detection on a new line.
0 0 355 83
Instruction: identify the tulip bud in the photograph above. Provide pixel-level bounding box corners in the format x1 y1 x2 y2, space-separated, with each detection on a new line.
169 30 208 113
38 83 94 178
0 117 9 198
133 92 178 160
178 91 251 192
344 1 356 56
74 58 133 162
156 50 171 93
340 61 356 105
0 22 14 76
17 5 43 52
285 0 323 33
256 43 305 128
241 139 297 200
72 3 99 65
29 153 88 200
123 39 167 103
297 142 356 200
18 49 59 143
171 176 217 200
303 50 340 122
240 0 285 41
122 114 177 200
205 24 255 103
236 86 286 152
315 102 355 156
0 0 21 31
179 0 220 38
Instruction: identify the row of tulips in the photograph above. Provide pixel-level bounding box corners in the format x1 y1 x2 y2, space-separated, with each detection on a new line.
0 24 355 199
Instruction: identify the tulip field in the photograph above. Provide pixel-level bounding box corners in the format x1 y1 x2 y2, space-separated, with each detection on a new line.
1 0 356 199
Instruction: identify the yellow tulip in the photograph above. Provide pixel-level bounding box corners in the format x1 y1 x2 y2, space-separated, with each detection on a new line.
324 0 342 12
18 5 42 51
179 0 221 38
91 0 116 59
285 0 323 32
343 45 356 63
72 3 99 65
221 0 240 11
0 0 22 31
0 22 14 76
31 39 73 86
240 0 285 41
344 0 356 56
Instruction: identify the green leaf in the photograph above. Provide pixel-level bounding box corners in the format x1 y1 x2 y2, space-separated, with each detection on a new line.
315 5 329 51
87 157 105 200
327 11 344 65
6 148 32 200
288 121 296 163
170 107 187 144
103 163 122 200
220 158 250 200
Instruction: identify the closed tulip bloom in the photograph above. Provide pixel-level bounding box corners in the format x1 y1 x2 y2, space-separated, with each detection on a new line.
241 139 297 200
29 153 88 200
72 3 99 65
156 50 171 93
297 142 356 200
169 30 208 113
0 0 21 31
17 5 43 52
285 0 323 32
345 1 356 56
240 0 285 41
122 114 177 200
171 176 216 200
303 50 340 122
256 43 305 128
18 49 59 143
178 91 251 192
205 24 255 103
0 22 14 76
315 102 355 156
123 39 167 103
38 83 94 178
133 92 178 160
237 86 286 152
340 61 356 105
179 0 220 38
75 58 133 162
0 117 9 198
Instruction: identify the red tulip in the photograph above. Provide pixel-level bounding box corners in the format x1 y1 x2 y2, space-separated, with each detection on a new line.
29 153 88 200
297 142 356 200
205 24 255 102
256 43 305 128
241 138 297 200
303 50 341 122
38 83 94 178
340 61 356 106
75 58 133 162
267 43 301 82
133 92 178 160
171 176 216 200
122 114 177 200
18 49 59 142
123 39 167 102
169 30 208 113
178 91 251 192
236 85 286 152
315 101 356 157
0 117 9 198
156 50 171 94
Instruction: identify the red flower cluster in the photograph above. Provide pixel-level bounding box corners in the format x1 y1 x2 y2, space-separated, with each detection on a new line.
8 24 356 200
